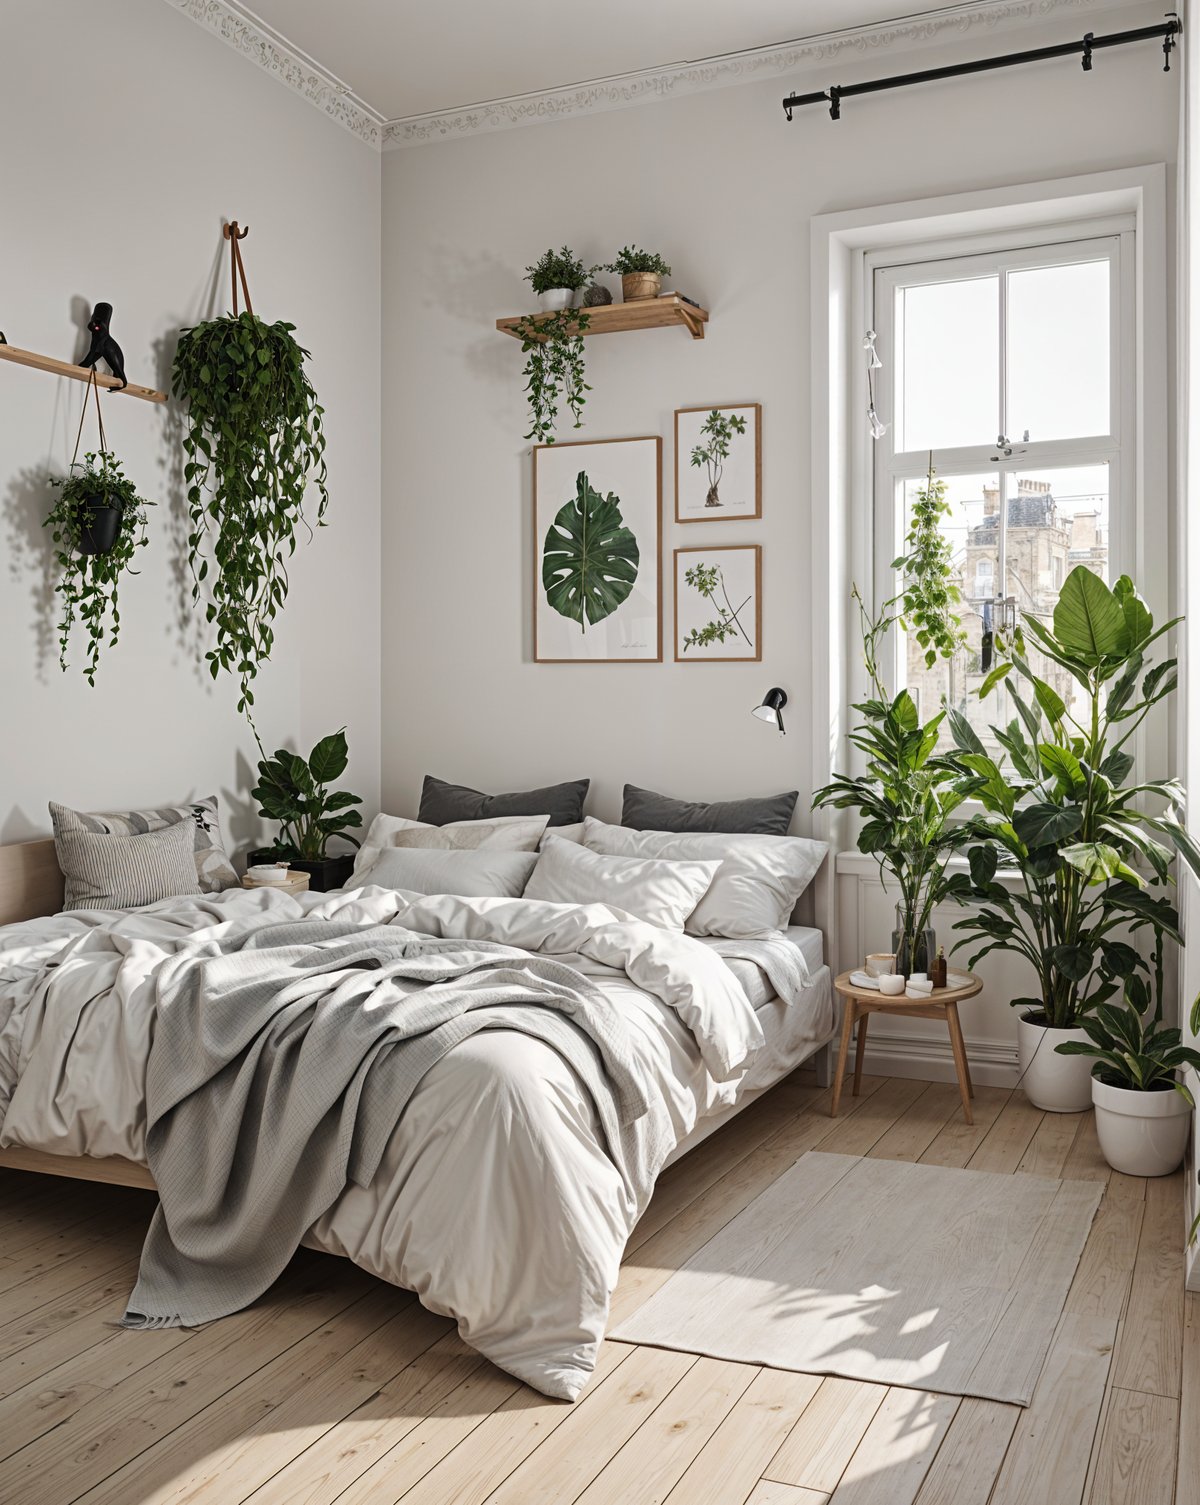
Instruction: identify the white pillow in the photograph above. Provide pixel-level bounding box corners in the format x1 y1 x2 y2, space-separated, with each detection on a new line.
580 816 828 938
357 846 538 899
352 812 550 885
524 835 720 930
538 821 585 850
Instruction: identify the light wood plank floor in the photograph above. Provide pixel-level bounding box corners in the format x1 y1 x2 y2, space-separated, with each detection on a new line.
0 1072 1189 1505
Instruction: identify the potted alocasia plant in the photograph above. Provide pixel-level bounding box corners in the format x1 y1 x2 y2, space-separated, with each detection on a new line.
525 246 590 313
949 566 1200 1111
815 464 973 976
606 245 671 302
1056 946 1200 1175
249 728 363 890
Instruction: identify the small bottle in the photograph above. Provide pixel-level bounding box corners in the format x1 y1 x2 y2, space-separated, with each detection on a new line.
932 946 948 990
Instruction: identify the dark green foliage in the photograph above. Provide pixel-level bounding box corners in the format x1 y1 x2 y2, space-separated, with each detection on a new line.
514 309 591 444
251 728 363 862
45 450 153 686
524 247 590 294
947 565 1200 1028
606 246 671 276
172 311 328 718
542 470 639 631
895 465 967 668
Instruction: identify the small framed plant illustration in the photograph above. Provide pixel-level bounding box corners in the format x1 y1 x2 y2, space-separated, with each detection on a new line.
675 403 761 522
534 436 662 663
674 544 761 662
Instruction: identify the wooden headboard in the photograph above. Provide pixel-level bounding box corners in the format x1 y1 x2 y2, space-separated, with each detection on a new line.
0 839 65 926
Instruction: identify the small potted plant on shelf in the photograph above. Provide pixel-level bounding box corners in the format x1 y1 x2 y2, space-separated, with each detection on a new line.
815 463 973 977
248 728 363 891
525 247 590 312
45 450 153 686
1055 949 1200 1176
948 566 1200 1112
606 246 672 302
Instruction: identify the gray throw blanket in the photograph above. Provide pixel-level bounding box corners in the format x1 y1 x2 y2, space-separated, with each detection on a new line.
123 921 650 1330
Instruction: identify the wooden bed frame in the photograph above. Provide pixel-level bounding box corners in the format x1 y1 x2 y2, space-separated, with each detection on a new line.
0 839 155 1189
0 835 833 1192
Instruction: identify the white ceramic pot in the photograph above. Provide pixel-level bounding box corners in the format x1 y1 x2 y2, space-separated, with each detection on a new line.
1092 1077 1191 1176
1017 1013 1094 1112
537 287 575 312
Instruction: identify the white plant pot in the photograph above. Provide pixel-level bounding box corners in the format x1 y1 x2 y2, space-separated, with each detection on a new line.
1092 1077 1191 1177
537 287 575 312
1017 1013 1094 1112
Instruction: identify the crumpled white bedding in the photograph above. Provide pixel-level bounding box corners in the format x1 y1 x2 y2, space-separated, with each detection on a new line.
0 885 832 1400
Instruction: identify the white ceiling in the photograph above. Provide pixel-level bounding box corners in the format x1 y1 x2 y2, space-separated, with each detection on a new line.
238 0 978 121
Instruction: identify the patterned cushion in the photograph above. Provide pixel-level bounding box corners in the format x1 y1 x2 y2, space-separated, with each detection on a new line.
53 819 202 912
49 795 238 893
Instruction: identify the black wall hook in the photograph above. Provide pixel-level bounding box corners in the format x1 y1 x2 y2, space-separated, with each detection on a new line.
1081 32 1094 70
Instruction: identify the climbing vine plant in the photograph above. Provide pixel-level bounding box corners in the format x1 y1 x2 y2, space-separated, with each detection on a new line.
513 309 591 444
173 311 328 717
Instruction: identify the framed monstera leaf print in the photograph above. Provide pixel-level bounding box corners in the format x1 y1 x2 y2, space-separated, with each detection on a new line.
534 437 662 662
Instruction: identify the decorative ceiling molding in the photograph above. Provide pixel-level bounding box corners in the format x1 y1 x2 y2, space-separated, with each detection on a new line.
162 0 1120 152
164 0 385 147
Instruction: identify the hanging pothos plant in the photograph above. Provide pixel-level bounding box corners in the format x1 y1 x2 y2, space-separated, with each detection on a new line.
513 309 591 444
45 450 153 686
174 228 328 720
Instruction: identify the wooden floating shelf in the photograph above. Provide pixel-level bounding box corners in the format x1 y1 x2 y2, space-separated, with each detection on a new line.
0 343 167 404
497 295 709 343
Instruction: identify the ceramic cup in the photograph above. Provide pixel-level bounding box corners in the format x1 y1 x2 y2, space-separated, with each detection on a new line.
909 972 928 985
865 953 895 978
878 974 907 996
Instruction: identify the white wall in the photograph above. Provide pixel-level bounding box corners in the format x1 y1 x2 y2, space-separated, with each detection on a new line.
0 0 381 855
380 2 1178 1075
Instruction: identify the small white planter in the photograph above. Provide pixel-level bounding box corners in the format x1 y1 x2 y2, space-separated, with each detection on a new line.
1093 1077 1191 1176
537 287 575 312
1017 1013 1093 1112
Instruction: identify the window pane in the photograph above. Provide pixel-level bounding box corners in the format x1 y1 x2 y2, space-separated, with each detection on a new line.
1007 259 1110 442
896 276 998 452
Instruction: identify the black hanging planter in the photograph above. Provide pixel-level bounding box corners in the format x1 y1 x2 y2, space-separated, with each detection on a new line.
76 496 123 556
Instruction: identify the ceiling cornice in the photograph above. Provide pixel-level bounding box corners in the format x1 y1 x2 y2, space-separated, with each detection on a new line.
163 0 1120 153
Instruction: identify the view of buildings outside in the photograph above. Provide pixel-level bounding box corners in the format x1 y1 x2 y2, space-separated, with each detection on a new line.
904 465 1109 752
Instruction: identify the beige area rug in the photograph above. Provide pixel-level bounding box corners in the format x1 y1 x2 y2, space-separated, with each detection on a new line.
612 1151 1102 1405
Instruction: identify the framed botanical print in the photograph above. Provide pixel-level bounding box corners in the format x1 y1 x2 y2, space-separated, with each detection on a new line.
674 544 761 662
534 436 662 663
675 403 761 522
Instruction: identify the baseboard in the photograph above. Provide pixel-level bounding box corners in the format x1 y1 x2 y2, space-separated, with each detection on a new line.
861 1030 1019 1090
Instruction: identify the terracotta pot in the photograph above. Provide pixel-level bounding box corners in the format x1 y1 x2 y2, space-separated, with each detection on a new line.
622 271 662 302
1092 1077 1191 1176
1017 1013 1093 1112
77 497 122 556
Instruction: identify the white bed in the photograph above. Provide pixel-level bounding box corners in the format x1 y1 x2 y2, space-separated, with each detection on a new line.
0 860 834 1400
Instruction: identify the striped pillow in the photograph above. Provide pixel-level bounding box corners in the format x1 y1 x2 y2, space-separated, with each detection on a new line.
49 796 238 893
54 819 202 912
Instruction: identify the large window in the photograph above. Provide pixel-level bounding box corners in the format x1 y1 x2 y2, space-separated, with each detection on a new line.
871 228 1132 749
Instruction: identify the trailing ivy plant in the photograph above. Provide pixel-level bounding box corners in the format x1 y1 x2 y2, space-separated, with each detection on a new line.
898 461 965 668
513 309 591 444
172 311 328 717
45 450 153 686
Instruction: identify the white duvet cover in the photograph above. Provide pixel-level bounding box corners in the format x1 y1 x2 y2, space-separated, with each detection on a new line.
0 886 831 1399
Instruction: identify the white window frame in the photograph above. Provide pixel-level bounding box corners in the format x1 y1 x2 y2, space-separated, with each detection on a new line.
868 221 1136 699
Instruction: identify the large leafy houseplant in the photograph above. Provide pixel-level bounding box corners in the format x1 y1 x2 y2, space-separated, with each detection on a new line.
948 566 1200 1029
815 465 972 974
173 311 328 717
251 728 362 862
45 450 153 686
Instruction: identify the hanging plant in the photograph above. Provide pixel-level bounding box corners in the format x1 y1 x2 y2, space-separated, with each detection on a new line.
172 223 328 717
513 308 591 444
46 449 153 686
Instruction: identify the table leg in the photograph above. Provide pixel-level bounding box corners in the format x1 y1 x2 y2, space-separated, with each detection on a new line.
831 999 856 1118
946 1002 974 1124
853 1009 869 1097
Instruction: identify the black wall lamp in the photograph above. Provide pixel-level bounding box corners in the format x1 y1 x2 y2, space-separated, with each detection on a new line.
752 688 788 736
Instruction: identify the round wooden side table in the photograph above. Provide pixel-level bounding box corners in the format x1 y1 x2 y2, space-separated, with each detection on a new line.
831 970 983 1124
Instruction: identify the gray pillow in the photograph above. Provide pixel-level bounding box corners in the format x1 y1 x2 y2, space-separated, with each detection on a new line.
621 783 799 837
357 846 538 899
49 795 238 892
419 774 589 828
54 818 203 912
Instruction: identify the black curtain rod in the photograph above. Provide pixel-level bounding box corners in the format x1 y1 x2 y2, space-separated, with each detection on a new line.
782 14 1180 120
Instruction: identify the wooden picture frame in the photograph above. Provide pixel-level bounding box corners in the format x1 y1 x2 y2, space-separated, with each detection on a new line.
674 403 761 523
534 435 662 663
674 544 762 662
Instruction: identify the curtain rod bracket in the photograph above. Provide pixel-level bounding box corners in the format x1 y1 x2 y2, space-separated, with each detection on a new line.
1081 33 1094 70
828 86 842 121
